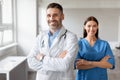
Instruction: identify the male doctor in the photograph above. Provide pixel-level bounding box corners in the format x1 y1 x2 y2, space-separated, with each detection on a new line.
27 3 78 80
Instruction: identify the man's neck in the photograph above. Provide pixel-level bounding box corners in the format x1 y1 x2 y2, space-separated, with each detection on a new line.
50 26 62 35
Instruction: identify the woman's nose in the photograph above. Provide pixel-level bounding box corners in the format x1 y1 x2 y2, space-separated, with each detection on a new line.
90 27 93 30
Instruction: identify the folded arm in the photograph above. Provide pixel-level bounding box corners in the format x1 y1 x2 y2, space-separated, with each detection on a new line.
27 34 78 72
76 55 112 70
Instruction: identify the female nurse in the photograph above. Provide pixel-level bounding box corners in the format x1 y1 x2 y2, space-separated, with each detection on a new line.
74 16 115 80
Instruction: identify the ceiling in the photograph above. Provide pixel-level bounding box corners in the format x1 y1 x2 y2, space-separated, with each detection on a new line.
38 0 120 8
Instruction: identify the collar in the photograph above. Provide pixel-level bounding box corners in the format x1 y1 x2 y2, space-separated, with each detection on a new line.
57 26 66 38
48 29 60 37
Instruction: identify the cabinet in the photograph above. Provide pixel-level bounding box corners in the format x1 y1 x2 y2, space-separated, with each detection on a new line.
0 56 27 80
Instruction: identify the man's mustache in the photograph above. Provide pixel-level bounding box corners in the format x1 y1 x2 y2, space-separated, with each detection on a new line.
49 20 57 23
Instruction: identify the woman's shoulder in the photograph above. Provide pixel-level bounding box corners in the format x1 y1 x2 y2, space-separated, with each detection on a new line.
97 39 109 45
78 38 84 42
78 38 86 45
97 38 107 42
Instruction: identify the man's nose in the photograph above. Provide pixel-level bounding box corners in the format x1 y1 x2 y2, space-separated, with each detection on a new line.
50 16 54 20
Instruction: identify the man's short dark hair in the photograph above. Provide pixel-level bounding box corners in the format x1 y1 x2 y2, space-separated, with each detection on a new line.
47 3 63 13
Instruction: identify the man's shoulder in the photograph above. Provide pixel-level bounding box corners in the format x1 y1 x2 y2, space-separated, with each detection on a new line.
38 30 48 35
66 30 77 37
65 30 78 40
36 30 48 38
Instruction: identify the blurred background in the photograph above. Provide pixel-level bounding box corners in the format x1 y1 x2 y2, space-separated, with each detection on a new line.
0 0 120 80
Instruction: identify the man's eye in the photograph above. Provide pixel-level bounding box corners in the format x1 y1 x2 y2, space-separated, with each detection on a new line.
53 14 58 17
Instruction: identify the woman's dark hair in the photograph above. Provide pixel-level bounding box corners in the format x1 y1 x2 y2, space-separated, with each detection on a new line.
83 16 99 38
47 3 63 13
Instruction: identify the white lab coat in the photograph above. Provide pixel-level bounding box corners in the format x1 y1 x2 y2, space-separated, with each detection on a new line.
27 26 78 80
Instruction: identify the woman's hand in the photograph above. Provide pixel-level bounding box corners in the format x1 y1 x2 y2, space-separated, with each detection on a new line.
100 55 110 62
76 59 91 66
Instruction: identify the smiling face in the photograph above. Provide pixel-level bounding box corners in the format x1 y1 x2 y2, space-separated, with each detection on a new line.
83 16 99 38
84 21 98 37
46 8 64 31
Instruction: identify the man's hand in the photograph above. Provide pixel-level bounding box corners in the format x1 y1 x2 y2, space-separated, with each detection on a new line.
35 53 44 61
58 50 67 58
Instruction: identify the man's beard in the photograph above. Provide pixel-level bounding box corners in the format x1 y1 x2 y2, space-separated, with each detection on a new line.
48 19 62 28
48 20 58 27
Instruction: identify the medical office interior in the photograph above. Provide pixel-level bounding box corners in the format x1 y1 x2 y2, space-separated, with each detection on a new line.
0 0 120 80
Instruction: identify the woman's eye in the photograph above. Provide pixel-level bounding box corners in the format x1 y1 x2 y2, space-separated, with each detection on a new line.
87 25 91 27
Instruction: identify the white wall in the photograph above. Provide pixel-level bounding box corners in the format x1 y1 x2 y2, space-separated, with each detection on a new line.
16 0 120 56
38 0 120 50
63 8 119 41
17 0 37 56
38 8 119 41
119 16 120 41
1 0 120 60
40 0 120 8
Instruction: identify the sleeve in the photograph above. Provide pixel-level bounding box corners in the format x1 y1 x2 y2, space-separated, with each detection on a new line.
42 34 79 72
27 35 43 71
105 42 115 69
74 40 82 69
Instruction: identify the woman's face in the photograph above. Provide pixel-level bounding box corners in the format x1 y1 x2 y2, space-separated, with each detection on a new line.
84 21 98 37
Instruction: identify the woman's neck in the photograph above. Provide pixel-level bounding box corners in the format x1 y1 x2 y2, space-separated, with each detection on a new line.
85 36 97 46
85 36 96 41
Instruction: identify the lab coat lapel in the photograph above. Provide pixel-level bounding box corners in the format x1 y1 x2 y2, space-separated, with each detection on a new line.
45 34 49 49
41 32 50 51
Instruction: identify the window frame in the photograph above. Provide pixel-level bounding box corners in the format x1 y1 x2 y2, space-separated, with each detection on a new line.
0 0 16 47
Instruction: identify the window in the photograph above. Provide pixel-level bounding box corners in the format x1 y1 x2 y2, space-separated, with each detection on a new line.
0 0 16 47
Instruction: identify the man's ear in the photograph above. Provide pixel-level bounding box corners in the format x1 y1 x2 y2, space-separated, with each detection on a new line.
62 14 64 20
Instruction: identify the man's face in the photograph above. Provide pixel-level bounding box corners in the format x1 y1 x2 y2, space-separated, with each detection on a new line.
46 8 64 30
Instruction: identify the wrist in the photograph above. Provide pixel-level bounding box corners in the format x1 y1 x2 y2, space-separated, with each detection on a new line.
39 55 45 61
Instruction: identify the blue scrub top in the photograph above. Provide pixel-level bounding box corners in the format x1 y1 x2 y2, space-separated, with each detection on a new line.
75 38 115 80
